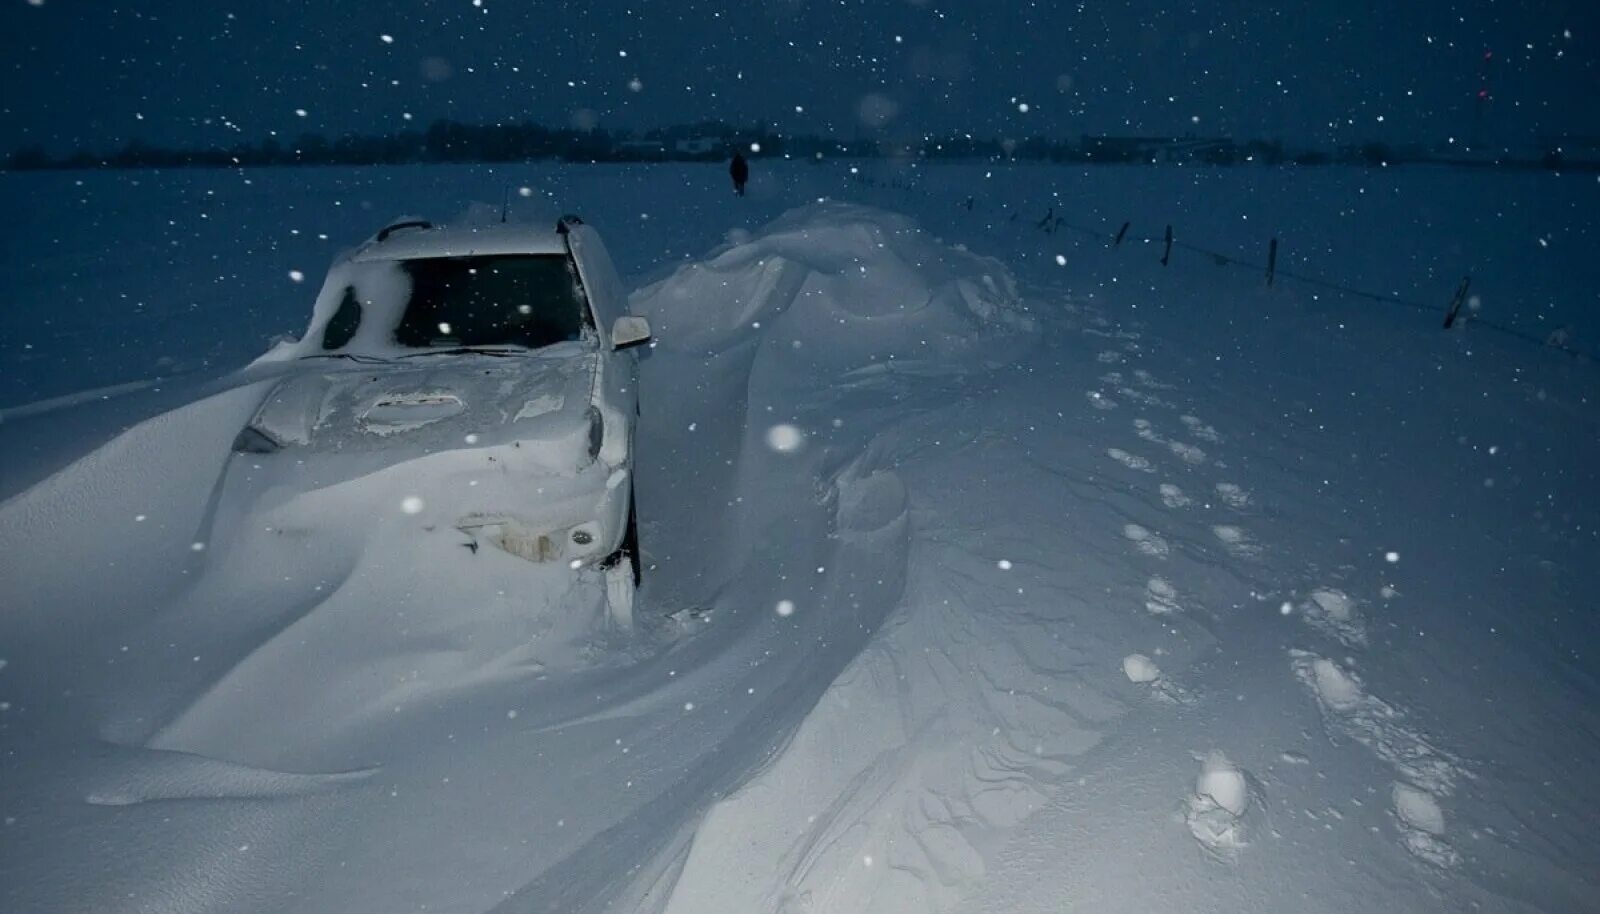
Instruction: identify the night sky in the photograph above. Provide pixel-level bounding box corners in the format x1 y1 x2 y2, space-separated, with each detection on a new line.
3 0 1595 154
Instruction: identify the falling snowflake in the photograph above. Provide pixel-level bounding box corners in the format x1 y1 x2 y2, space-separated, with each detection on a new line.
765 424 804 453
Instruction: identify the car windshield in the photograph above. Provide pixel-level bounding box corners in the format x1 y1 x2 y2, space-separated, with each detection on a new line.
390 254 589 350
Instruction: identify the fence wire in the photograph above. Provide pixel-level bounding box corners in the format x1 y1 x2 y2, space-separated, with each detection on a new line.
845 172 1595 364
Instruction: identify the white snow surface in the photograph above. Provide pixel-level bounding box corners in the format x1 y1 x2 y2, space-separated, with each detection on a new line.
2 162 1599 914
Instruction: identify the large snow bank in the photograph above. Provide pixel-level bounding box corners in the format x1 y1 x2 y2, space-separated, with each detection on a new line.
0 200 1037 913
2 163 1596 914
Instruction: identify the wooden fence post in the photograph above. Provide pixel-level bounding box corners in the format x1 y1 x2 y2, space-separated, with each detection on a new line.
1160 225 1173 266
1266 238 1278 286
1114 222 1131 246
1443 276 1472 328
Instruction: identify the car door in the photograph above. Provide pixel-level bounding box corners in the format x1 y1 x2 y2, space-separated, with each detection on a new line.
567 226 640 470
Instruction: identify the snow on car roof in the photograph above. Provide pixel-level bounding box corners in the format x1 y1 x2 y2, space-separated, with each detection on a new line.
353 221 569 262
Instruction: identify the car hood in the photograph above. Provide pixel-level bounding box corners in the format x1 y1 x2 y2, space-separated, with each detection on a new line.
241 345 600 474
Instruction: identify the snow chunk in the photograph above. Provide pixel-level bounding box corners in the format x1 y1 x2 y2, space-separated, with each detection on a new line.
1392 782 1445 835
1393 782 1458 866
1197 751 1250 816
1309 657 1363 711
1122 653 1161 683
1301 588 1366 647
1186 751 1254 857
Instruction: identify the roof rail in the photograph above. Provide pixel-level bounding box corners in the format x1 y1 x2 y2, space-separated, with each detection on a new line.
375 219 434 242
555 214 585 235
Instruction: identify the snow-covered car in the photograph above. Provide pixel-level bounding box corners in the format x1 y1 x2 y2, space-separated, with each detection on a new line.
232 215 651 623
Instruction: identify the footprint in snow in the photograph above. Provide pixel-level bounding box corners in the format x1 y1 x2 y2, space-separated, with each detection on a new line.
1124 653 1193 704
1107 448 1154 473
1097 350 1125 364
1212 524 1260 558
1180 415 1224 443
1132 368 1171 390
1289 650 1465 838
1214 482 1251 509
1145 576 1182 614
1134 418 1165 443
1117 386 1173 408
1185 751 1255 859
1168 441 1208 465
1123 524 1170 557
1085 390 1118 411
1392 782 1459 868
1297 588 1366 648
1159 484 1192 509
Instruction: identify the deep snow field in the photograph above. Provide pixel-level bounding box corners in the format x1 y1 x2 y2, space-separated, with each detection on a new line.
1 161 1598 913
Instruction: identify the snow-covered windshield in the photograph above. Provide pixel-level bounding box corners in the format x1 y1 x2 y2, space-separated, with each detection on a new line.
388 254 589 350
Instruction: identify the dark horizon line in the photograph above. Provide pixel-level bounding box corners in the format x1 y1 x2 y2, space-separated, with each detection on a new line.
7 116 1596 174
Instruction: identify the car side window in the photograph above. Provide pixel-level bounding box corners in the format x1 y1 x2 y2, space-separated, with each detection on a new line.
566 256 597 330
321 286 362 350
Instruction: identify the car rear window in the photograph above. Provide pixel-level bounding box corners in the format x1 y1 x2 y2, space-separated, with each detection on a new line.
392 254 590 349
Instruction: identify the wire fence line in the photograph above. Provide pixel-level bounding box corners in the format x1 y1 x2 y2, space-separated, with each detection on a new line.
844 171 1595 364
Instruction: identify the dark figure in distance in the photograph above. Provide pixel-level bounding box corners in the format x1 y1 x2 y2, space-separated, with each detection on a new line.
729 151 749 196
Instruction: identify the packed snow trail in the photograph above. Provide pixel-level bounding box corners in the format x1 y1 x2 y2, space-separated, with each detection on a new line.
654 185 1599 912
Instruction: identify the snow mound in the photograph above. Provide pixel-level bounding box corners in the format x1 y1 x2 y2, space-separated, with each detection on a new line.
635 201 1034 367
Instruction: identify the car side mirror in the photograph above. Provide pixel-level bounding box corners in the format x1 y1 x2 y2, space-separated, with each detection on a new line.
611 315 652 350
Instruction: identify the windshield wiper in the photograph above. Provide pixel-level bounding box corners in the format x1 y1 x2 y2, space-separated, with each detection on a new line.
398 346 528 359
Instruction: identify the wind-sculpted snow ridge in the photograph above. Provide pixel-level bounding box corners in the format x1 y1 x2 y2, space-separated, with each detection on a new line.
635 201 1034 360
0 201 1035 914
81 745 377 807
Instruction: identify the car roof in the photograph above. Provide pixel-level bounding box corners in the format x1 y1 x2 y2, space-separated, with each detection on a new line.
352 221 569 262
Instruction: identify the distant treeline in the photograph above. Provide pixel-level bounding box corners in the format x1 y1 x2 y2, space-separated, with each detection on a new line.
5 118 1593 172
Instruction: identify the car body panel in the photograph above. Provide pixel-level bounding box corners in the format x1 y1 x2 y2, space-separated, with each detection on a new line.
232 218 647 579
350 223 568 262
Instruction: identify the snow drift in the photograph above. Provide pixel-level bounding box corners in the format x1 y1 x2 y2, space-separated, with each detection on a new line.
2 163 1597 914
0 200 1037 913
